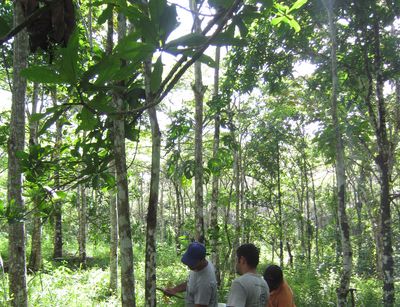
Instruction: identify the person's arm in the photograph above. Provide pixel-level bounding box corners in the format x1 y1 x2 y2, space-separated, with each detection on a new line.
163 281 187 296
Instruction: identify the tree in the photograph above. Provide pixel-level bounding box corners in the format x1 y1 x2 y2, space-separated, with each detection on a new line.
7 1 28 305
323 0 352 304
112 12 136 306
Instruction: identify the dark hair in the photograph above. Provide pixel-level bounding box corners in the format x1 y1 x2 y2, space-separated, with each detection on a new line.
236 243 260 268
263 265 283 291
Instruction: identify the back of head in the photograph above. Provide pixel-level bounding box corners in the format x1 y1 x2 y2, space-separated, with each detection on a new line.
236 243 260 268
263 265 283 291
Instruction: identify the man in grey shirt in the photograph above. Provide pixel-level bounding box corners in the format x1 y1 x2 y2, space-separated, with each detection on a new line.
227 243 269 307
164 241 218 307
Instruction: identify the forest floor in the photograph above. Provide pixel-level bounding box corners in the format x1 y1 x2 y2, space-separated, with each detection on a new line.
0 235 397 306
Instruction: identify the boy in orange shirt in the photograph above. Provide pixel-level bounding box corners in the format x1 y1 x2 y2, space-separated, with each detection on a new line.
263 265 296 307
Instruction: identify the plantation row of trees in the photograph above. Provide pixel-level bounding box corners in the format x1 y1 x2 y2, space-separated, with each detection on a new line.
0 0 399 306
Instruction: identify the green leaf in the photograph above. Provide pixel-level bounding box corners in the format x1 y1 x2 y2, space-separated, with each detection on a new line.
289 0 307 12
88 93 114 114
0 16 11 37
137 16 159 45
59 29 80 83
125 125 140 142
149 0 166 21
289 19 301 32
257 0 274 11
38 108 65 135
165 33 207 49
115 38 155 62
234 17 248 37
78 108 98 131
183 160 195 179
15 150 29 160
180 50 216 68
208 157 223 174
30 113 47 122
151 55 163 93
271 16 285 25
208 0 234 9
20 67 65 84
98 4 113 25
211 32 246 46
55 191 68 200
159 4 179 43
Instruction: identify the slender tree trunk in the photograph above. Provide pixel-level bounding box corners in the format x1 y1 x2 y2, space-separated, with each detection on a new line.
210 46 221 285
109 163 118 293
78 185 87 266
144 55 161 306
309 162 320 264
8 2 28 304
106 9 118 294
174 181 182 249
325 1 352 304
190 0 206 243
304 156 311 264
28 83 42 272
372 15 394 307
160 181 165 242
113 12 136 306
276 142 283 268
53 88 63 259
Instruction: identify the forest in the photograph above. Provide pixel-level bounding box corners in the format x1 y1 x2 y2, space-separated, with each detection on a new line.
0 0 399 306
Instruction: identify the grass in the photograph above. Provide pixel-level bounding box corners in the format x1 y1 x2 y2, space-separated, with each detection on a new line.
0 233 398 306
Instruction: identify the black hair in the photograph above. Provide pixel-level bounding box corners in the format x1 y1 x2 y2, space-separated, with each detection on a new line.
236 243 260 268
263 265 283 291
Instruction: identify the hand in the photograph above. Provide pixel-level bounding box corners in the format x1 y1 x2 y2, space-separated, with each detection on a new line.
162 287 178 297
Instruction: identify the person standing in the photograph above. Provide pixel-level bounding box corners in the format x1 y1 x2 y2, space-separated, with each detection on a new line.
164 241 218 307
263 265 295 307
227 243 269 307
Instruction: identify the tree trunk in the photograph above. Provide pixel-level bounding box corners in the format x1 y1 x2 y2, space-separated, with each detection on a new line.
372 15 394 307
106 9 118 294
190 0 205 243
8 3 29 305
210 46 221 285
78 185 87 266
309 162 320 264
276 142 284 268
144 56 161 306
28 83 42 272
325 0 353 305
159 181 165 242
53 88 63 259
174 181 182 249
109 163 118 293
304 155 311 264
113 12 136 306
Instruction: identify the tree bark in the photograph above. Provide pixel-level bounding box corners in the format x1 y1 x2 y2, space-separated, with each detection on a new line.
210 46 221 285
372 15 394 307
190 0 206 243
53 88 63 259
144 56 161 306
8 2 28 305
78 185 87 266
109 163 118 293
28 82 42 272
276 142 284 268
113 12 136 306
325 0 353 305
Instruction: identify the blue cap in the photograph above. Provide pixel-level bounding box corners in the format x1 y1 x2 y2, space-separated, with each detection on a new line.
181 242 206 267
